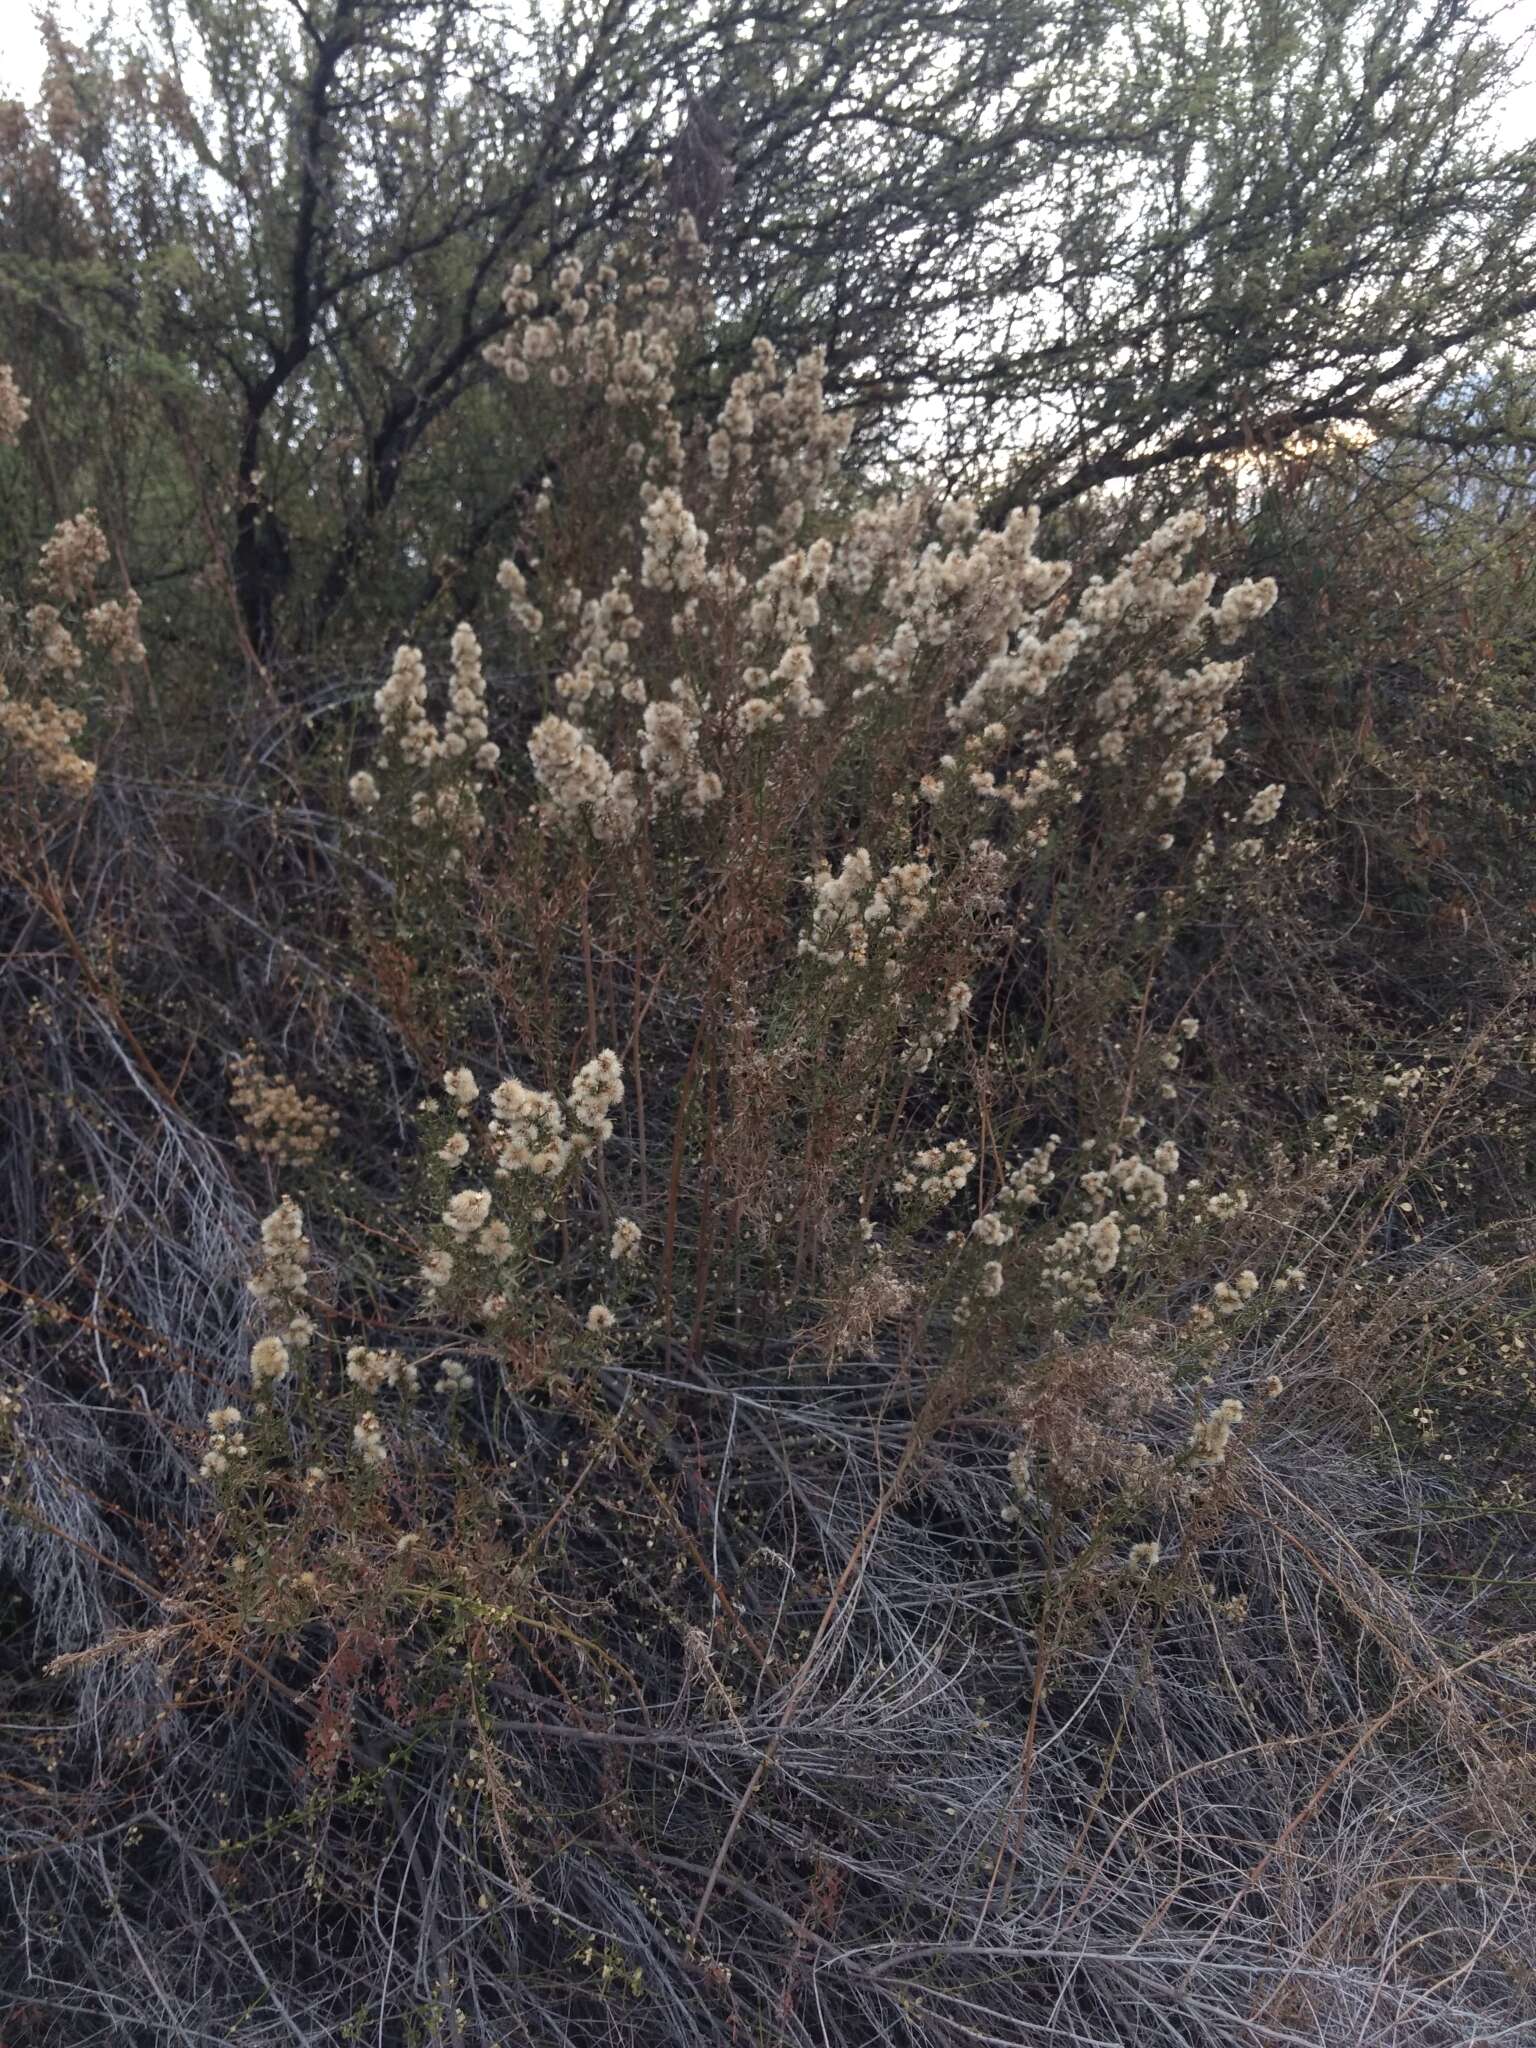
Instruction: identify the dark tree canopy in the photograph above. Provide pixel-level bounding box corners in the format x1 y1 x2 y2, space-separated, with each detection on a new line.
1 0 1532 667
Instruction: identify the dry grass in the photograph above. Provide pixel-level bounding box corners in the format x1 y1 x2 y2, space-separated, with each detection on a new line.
3 263 1536 2046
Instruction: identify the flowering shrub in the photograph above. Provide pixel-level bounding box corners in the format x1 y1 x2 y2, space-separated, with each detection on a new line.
0 379 146 794
2 388 148 772
3 254 1536 2048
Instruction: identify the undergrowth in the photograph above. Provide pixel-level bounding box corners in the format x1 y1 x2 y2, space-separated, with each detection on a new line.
3 227 1536 2047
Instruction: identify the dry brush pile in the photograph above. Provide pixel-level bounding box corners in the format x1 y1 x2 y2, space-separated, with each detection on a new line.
3 232 1536 2047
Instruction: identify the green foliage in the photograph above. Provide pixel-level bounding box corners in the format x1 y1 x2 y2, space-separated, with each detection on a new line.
2 0 1533 692
3 10 1536 2044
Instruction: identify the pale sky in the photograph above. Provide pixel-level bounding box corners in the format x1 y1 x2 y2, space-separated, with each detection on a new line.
0 2 1532 149
1 0 1529 487
2 0 1535 128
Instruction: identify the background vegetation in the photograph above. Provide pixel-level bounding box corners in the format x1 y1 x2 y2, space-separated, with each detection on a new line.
4 2 1536 2043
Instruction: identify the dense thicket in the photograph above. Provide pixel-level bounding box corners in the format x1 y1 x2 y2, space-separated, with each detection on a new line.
3 6 1536 2046
2 0 1534 673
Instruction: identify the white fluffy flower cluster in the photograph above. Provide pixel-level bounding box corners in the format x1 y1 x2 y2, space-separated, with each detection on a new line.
796 850 973 1069
845 499 1059 700
365 233 1294 933
640 488 709 594
1146 655 1246 804
364 622 499 833
958 1130 1162 1316
488 1076 574 1178
762 639 823 720
641 693 721 813
1189 1396 1245 1466
800 848 874 964
569 1049 625 1141
481 281 873 842
799 849 933 967
36 509 110 604
1211 577 1280 640
246 1197 314 1389
0 362 29 445
1081 1146 1179 1216
972 1210 1015 1248
445 1049 627 1186
200 1405 248 1479
250 1196 310 1300
1078 513 1208 625
444 622 495 763
27 602 82 679
1211 1268 1260 1315
894 1139 976 1202
527 714 640 842
0 680 95 794
373 643 433 766
420 1247 455 1295
528 687 726 840
1000 1137 1061 1208
353 1409 388 1467
753 345 855 500
880 507 1279 834
497 556 544 635
345 1345 418 1394
1042 1214 1123 1310
1080 530 1275 806
423 1058 626 1299
957 732 1084 832
905 978 973 1075
552 578 644 708
485 249 699 412
250 1334 291 1387
443 1188 493 1237
82 594 145 667
700 336 854 516
949 615 1090 731
2 508 149 797
746 536 834 644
